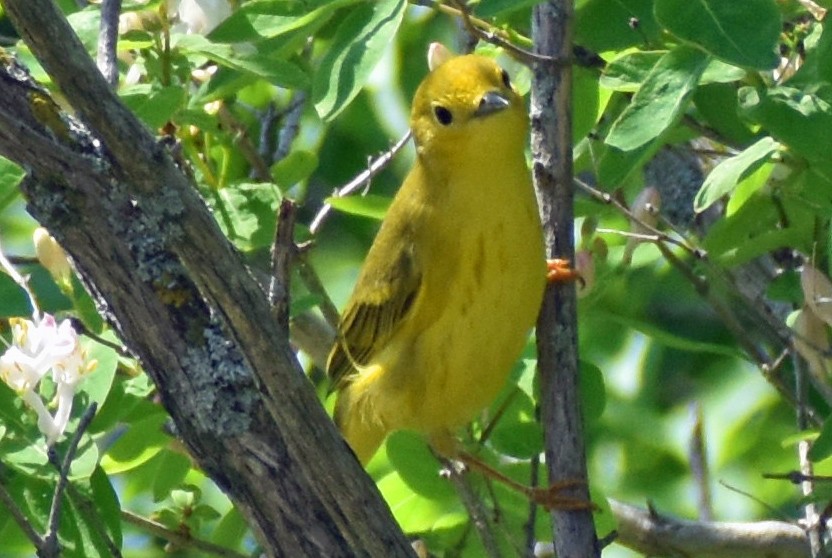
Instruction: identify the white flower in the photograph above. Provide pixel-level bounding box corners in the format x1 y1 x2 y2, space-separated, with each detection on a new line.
169 0 231 35
0 315 96 445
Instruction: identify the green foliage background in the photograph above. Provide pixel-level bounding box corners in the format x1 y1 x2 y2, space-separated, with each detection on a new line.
1 0 831 556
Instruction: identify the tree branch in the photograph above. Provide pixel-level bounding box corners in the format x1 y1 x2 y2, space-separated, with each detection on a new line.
610 499 811 558
531 2 598 556
0 1 413 555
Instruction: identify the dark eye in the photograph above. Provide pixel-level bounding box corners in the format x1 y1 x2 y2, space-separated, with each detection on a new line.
500 69 511 89
434 105 453 125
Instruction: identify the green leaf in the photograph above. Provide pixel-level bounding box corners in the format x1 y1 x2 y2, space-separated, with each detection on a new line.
100 411 170 474
725 161 775 216
654 0 780 69
120 85 186 130
601 51 664 93
576 0 662 52
87 466 123 549
580 360 606 425
606 46 710 151
271 150 319 187
694 137 779 212
0 156 24 212
212 507 249 551
176 34 308 89
209 0 357 43
326 193 391 220
313 0 407 121
488 388 542 459
385 431 455 501
602 312 742 358
739 86 832 163
810 415 832 461
693 83 756 145
214 182 282 251
376 470 462 533
152 450 193 502
79 334 119 414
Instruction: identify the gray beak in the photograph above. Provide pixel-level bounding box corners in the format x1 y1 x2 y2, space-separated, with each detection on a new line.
474 91 510 117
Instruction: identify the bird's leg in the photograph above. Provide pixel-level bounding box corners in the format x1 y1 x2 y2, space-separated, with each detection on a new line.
455 451 597 511
546 258 580 284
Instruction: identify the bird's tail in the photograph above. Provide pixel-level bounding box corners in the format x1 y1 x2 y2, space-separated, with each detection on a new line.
334 377 387 465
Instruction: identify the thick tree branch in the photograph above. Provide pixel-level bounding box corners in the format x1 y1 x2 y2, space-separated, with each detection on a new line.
0 1 413 556
531 2 599 556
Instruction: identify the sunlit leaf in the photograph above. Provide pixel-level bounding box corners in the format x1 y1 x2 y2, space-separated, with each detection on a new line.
694 137 779 213
313 0 407 121
655 0 780 69
606 45 709 151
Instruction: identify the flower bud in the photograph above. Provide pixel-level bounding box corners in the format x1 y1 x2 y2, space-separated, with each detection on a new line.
33 227 72 289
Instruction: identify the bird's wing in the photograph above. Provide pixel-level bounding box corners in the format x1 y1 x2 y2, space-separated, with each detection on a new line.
327 239 422 390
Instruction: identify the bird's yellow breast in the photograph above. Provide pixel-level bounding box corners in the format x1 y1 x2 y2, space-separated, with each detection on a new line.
328 52 546 463
367 123 545 436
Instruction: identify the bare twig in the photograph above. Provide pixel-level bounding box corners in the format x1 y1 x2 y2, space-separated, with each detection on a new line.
296 256 342 332
121 509 249 558
68 317 131 357
689 402 713 521
309 131 411 235
449 0 562 66
273 93 307 164
96 0 121 88
269 199 296 337
216 103 272 182
610 499 810 558
442 461 501 558
531 2 598 556
44 403 98 557
794 353 824 557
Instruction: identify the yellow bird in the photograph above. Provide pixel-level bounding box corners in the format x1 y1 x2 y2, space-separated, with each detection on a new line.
327 45 546 466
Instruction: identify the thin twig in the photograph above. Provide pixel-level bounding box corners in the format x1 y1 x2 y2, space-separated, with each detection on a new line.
442 460 502 558
524 452 540 558
44 403 98 557
718 479 793 521
68 317 131 357
96 0 122 88
574 177 700 256
449 0 562 66
121 509 250 558
794 353 824 556
296 256 341 331
216 103 272 182
309 131 411 235
688 402 713 521
0 475 44 549
273 92 307 164
270 199 296 337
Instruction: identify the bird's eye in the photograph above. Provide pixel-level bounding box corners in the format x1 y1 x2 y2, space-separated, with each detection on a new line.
433 105 453 126
500 69 511 89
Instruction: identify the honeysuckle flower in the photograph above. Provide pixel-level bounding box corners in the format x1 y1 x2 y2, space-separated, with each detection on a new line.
168 0 231 35
0 314 96 445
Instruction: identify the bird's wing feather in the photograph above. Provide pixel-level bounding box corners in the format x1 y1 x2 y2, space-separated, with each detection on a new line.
327 236 422 390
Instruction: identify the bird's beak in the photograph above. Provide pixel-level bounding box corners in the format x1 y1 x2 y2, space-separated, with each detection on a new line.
474 91 510 117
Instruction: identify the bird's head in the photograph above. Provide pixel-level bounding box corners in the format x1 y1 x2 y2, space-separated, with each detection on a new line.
410 51 528 162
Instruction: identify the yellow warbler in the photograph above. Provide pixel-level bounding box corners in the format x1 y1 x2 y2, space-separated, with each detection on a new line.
327 46 546 465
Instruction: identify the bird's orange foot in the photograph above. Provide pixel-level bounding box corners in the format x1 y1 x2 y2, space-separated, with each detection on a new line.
546 258 581 284
526 479 598 511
